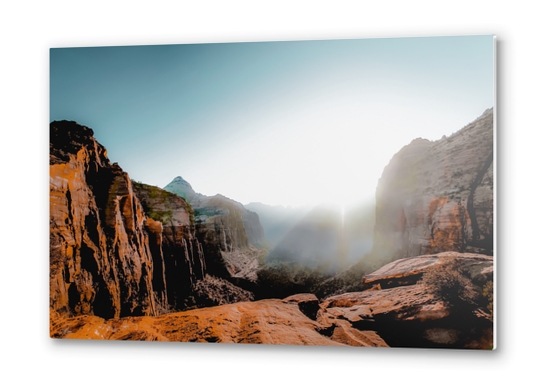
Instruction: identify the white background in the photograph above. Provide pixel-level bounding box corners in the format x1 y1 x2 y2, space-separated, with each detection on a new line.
1 0 540 382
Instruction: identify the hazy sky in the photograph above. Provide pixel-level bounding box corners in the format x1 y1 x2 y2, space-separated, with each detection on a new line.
50 36 494 208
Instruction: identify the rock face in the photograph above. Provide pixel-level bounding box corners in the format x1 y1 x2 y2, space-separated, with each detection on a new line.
164 177 266 282
50 121 168 318
164 177 264 247
365 108 494 269
50 121 253 319
131 182 206 309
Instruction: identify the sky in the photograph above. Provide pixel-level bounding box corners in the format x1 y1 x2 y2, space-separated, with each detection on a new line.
50 35 494 208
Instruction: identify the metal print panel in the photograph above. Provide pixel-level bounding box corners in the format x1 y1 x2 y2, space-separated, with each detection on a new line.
49 36 495 349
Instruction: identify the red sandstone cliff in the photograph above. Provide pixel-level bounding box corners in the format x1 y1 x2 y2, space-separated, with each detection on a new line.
50 121 167 318
131 182 205 308
364 109 494 270
50 121 256 319
164 177 267 284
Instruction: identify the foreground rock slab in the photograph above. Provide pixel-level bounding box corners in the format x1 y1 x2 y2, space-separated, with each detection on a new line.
363 252 493 289
51 298 388 347
318 252 494 349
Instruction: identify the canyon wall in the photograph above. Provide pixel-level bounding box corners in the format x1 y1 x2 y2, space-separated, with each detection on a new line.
131 182 206 309
364 109 494 270
50 121 258 319
164 176 266 282
50 121 169 318
164 176 264 247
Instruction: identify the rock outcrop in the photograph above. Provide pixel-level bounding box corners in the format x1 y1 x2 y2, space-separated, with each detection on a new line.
365 108 494 270
363 252 493 289
131 182 206 309
50 121 168 318
164 177 266 283
164 177 264 247
50 121 261 320
320 252 494 349
50 294 388 347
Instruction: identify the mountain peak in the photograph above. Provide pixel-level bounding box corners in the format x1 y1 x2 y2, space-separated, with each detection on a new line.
172 175 190 183
164 176 196 203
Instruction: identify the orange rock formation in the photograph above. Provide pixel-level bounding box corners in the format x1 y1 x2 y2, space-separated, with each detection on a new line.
50 295 389 347
50 253 492 349
50 121 204 318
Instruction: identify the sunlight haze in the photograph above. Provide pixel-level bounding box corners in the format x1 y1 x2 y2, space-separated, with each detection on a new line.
50 36 494 208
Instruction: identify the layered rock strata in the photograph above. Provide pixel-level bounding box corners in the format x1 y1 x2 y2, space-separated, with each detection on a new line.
164 177 266 282
131 182 206 308
50 121 256 319
165 177 265 247
50 121 167 318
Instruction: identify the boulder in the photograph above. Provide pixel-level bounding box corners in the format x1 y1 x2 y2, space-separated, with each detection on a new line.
283 293 320 320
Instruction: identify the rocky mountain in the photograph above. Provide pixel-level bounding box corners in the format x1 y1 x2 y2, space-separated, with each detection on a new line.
162 176 201 203
50 121 253 319
164 176 266 284
363 108 494 271
51 252 493 349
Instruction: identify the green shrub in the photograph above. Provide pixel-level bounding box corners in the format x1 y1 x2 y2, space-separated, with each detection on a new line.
420 256 478 307
148 210 173 226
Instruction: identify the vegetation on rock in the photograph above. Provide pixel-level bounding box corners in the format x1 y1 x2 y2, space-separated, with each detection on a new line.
419 255 478 306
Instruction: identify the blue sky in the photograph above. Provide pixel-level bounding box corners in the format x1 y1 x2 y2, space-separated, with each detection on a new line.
50 36 494 207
